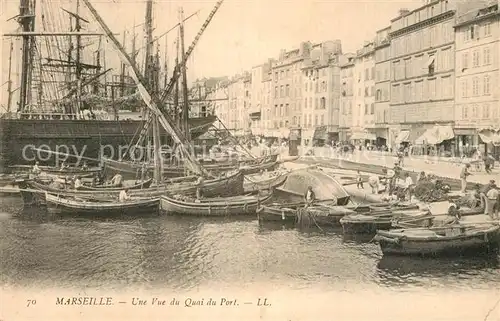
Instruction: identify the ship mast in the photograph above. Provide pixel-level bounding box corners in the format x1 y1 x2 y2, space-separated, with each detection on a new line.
75 0 82 113
174 33 180 127
143 0 162 183
6 39 14 112
179 7 190 141
17 0 36 112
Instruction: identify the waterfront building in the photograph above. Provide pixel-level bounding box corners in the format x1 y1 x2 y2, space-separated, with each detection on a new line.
454 3 500 156
339 54 355 141
210 81 230 129
269 42 312 138
301 41 343 145
249 61 273 136
374 27 392 146
388 0 490 153
352 41 376 143
190 77 228 118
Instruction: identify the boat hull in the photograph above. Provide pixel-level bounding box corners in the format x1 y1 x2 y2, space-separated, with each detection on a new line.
45 194 160 215
243 172 288 193
17 170 244 206
0 116 216 173
160 192 273 216
375 226 500 257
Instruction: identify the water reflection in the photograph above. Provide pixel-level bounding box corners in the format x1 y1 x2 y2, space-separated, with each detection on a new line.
1 195 500 292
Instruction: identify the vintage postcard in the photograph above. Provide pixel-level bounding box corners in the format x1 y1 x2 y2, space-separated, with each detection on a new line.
1 0 500 320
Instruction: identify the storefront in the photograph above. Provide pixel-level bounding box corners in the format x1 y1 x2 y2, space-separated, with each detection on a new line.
413 125 455 157
350 131 376 145
478 129 500 160
313 126 328 146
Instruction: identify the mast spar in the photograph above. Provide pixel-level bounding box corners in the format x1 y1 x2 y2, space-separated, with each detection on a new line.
6 39 14 113
179 7 190 141
17 0 36 112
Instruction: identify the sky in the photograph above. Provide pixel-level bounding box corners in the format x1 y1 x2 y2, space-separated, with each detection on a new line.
0 0 423 109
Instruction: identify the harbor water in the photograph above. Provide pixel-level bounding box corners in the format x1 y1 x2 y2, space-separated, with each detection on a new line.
1 194 500 292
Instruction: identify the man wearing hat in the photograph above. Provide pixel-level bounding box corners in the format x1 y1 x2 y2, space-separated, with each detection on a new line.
485 181 499 219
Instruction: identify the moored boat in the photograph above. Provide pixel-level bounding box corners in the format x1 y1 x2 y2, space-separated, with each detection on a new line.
45 193 160 215
340 208 432 234
9 164 101 178
243 170 289 193
373 224 500 257
160 190 273 216
77 178 153 191
257 202 355 226
16 170 245 206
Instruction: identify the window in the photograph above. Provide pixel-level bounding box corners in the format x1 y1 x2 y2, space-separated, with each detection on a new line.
470 25 475 39
320 115 324 126
472 105 478 118
315 81 319 93
320 97 326 109
428 78 436 99
462 52 468 70
462 105 468 119
472 77 479 96
442 76 452 98
483 47 491 65
292 116 297 125
274 72 278 82
473 50 480 67
314 115 318 126
365 68 369 80
280 85 284 97
280 104 283 116
370 103 374 114
274 105 278 117
365 104 369 115
285 85 290 97
280 71 284 79
274 86 278 98
365 87 369 96
285 104 289 116
461 79 468 98
304 98 308 108
484 75 490 95
484 22 491 36
483 104 490 119
404 58 411 78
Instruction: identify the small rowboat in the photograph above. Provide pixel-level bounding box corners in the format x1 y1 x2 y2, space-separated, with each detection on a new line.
17 170 244 206
45 193 160 215
257 202 355 226
340 208 432 234
9 164 101 178
243 170 289 193
373 224 500 257
160 191 273 216
77 178 153 191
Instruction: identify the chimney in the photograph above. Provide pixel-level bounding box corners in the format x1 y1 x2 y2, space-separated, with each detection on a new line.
399 8 410 16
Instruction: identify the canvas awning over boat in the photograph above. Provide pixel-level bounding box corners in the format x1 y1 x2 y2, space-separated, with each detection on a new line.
395 130 410 144
415 125 455 145
350 131 376 141
479 129 500 146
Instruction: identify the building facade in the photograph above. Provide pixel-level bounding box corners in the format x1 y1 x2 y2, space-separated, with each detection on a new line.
352 41 376 142
374 26 392 146
301 41 343 144
249 61 272 135
454 3 500 154
339 54 355 141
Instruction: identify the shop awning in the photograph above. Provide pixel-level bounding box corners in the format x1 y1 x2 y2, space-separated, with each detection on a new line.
479 129 500 146
394 130 410 144
415 125 455 145
313 126 328 140
350 131 376 141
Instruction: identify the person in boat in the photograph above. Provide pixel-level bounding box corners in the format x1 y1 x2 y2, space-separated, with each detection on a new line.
304 186 316 207
481 179 496 195
368 174 380 194
81 161 88 171
195 176 204 200
416 171 426 184
91 173 99 187
32 161 41 176
60 161 68 171
447 202 462 223
73 176 83 190
119 188 130 202
109 173 123 187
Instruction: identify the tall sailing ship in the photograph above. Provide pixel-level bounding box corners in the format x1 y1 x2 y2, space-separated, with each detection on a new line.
0 0 218 171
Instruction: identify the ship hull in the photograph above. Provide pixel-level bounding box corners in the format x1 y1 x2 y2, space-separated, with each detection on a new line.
0 116 216 172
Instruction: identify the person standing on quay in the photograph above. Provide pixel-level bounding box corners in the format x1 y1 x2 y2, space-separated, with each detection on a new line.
460 163 471 194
